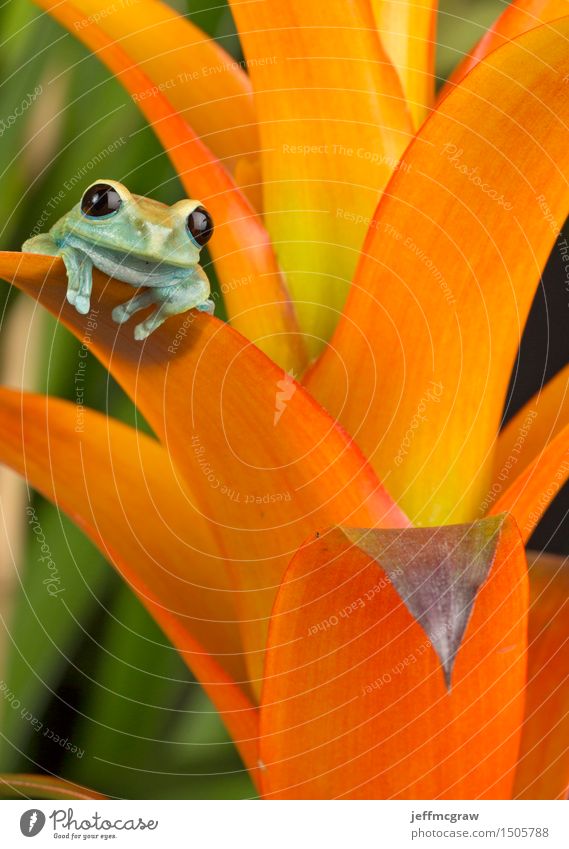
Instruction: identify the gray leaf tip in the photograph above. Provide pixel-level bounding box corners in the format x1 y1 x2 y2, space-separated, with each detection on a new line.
341 516 506 689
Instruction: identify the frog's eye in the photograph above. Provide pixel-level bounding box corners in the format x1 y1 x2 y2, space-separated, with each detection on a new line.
81 183 122 218
186 206 214 247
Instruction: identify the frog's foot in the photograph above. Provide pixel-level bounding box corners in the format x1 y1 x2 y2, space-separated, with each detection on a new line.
60 247 93 317
66 286 91 315
133 305 171 341
112 290 155 325
114 289 174 339
67 291 91 315
195 298 215 315
122 278 212 341
133 299 214 340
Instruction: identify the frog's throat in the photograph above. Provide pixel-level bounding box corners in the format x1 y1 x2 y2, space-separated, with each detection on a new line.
59 237 195 288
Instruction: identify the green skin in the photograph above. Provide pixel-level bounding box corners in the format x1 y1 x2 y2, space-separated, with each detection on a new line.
22 179 214 340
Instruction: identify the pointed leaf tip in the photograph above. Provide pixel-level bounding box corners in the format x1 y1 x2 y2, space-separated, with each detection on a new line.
342 515 505 688
261 519 527 798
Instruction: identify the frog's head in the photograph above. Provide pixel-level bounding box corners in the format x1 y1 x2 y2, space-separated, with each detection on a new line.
67 179 214 267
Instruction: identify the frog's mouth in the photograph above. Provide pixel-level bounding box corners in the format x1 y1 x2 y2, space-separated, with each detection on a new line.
103 248 180 274
79 243 191 286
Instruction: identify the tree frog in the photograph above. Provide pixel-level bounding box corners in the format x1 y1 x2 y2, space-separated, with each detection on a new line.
22 179 215 340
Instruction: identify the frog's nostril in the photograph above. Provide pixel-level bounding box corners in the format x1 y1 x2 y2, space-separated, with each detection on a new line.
186 206 214 247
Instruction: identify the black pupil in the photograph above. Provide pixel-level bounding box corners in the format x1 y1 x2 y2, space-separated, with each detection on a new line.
81 183 122 217
187 206 213 246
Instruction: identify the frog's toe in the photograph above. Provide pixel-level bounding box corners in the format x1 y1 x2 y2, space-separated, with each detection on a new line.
133 323 151 341
112 304 130 324
74 294 91 315
196 299 215 315
66 289 89 314
133 309 167 341
113 291 155 326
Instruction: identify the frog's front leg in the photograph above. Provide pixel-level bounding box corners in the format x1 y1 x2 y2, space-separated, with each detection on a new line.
22 234 58 256
130 272 213 341
23 235 93 315
59 246 94 315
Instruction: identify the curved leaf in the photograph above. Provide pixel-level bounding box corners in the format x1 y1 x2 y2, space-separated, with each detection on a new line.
0 773 105 800
35 0 306 374
0 387 260 771
0 253 408 695
491 364 569 495
307 18 569 525
35 0 258 171
490 426 569 542
229 0 413 356
371 0 438 128
260 518 528 799
443 0 569 94
514 551 569 799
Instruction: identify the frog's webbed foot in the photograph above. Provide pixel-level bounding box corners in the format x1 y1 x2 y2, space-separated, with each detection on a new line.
195 298 215 315
112 290 155 325
116 278 214 341
132 296 186 340
133 309 169 341
133 298 215 340
110 288 173 340
60 247 93 315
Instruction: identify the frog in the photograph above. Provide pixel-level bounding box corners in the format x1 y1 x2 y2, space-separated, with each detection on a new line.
22 179 215 340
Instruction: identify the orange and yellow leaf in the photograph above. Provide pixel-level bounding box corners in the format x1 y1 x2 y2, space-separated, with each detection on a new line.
492 364 569 492
34 0 306 374
0 253 408 695
444 0 569 94
260 519 528 799
229 0 413 356
371 0 438 128
35 0 258 171
307 18 569 526
0 386 259 770
514 552 569 799
490 426 569 541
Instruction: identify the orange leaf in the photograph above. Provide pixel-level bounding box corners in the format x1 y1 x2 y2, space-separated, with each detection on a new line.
35 0 258 171
514 551 569 799
0 386 259 772
371 0 438 128
490 364 569 500
234 155 264 215
443 0 569 95
229 0 413 356
36 0 305 374
260 518 528 799
0 253 408 695
490 426 569 542
0 773 105 800
307 18 569 526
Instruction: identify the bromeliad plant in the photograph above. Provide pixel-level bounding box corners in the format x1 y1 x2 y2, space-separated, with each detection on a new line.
0 0 568 799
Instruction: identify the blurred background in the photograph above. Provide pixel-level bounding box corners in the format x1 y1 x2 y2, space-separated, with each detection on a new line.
0 0 566 799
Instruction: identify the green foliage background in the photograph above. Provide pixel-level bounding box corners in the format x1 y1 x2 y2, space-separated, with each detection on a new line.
0 0 508 799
